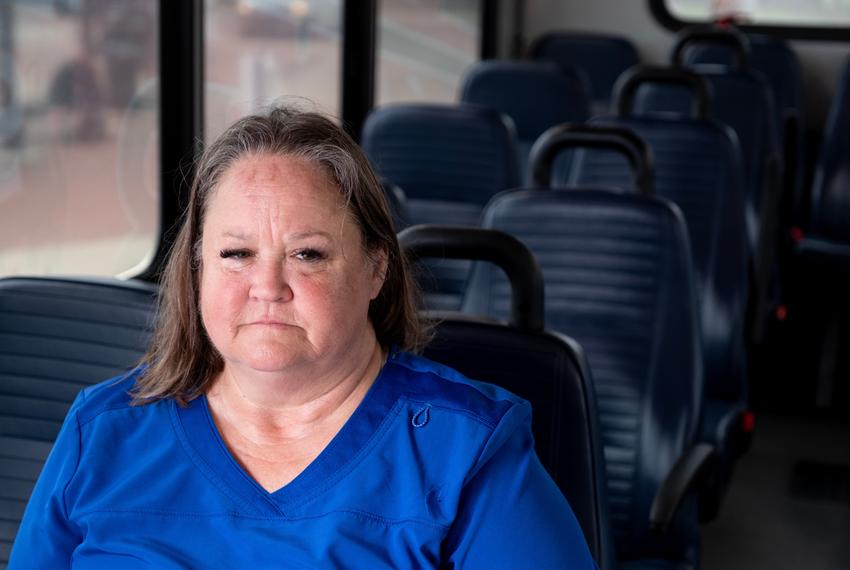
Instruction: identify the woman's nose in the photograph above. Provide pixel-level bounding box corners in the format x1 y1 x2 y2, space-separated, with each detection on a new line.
249 259 293 302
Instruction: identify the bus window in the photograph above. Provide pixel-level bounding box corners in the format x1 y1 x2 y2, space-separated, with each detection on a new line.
0 0 158 278
376 0 479 105
665 0 850 28
204 0 342 141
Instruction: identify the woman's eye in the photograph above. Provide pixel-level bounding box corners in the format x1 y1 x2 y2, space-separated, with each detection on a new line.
294 248 325 262
219 248 252 260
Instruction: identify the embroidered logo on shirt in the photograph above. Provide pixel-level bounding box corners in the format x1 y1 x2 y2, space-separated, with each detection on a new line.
411 404 431 428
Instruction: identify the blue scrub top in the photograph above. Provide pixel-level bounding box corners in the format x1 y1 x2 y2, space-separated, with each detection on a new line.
10 351 595 568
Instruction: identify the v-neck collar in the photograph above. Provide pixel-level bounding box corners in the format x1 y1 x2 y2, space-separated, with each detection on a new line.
172 352 404 517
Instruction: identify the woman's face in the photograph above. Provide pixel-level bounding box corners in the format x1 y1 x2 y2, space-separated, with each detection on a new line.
199 153 386 377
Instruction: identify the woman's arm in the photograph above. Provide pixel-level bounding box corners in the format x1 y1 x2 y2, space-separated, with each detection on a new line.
441 401 597 569
8 393 86 568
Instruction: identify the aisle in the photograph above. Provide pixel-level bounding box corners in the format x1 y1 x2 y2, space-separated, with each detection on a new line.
702 413 850 570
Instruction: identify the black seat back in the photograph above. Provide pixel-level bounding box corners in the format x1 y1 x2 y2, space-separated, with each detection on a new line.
399 225 613 569
464 190 704 564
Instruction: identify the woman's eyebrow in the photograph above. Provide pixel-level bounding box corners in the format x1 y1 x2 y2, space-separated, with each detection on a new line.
222 231 250 241
288 230 333 241
218 230 334 241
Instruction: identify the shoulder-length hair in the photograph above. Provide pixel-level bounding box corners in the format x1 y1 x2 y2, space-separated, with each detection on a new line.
132 106 427 405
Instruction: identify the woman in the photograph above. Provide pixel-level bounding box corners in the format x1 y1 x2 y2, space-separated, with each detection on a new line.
10 107 594 568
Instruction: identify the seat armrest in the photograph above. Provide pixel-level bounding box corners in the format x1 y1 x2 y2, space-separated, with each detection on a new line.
701 402 748 457
649 442 716 533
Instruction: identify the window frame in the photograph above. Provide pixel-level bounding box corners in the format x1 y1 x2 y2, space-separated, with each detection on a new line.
649 0 850 42
144 0 494 279
138 0 203 281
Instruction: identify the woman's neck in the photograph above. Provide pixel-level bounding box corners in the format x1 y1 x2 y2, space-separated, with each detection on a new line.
206 339 386 445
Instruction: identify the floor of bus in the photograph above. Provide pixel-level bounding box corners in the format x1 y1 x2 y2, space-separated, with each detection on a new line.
702 411 850 569
701 309 850 570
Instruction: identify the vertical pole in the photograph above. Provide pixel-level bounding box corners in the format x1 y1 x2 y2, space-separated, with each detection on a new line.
341 0 376 141
138 0 203 281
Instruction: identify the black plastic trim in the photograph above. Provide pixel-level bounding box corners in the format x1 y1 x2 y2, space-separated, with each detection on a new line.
528 123 655 196
398 225 545 331
481 0 499 59
613 65 713 120
649 0 850 42
672 25 751 71
137 0 203 282
341 0 376 141
649 442 717 533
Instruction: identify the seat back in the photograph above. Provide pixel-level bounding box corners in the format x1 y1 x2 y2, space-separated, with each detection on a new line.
382 180 412 232
465 190 702 561
661 27 781 256
810 56 850 242
566 68 749 408
631 33 781 338
559 73 752 520
0 276 157 567
678 27 805 262
529 32 639 113
399 225 613 568
362 104 520 310
679 31 802 144
362 103 519 210
635 74 778 252
459 60 590 180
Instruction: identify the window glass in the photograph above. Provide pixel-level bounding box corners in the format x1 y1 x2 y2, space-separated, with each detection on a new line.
376 0 479 105
0 0 159 277
667 0 850 28
204 0 342 142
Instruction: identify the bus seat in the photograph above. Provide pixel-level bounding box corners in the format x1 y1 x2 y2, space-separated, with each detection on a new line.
529 32 640 115
458 59 591 182
465 189 713 568
631 29 782 342
560 68 751 520
796 57 850 408
679 31 802 154
806 55 850 246
678 27 804 319
0 276 157 566
400 225 614 569
362 104 519 310
381 180 412 232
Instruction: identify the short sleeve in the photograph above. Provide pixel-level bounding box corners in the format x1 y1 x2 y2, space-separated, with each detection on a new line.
441 401 597 569
8 392 86 569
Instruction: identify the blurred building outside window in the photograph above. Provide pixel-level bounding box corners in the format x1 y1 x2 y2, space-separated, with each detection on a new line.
376 0 479 105
0 0 159 278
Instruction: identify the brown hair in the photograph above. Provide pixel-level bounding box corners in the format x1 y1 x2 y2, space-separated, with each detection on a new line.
132 106 427 405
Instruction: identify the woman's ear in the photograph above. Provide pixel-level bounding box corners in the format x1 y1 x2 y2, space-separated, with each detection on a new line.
370 247 389 300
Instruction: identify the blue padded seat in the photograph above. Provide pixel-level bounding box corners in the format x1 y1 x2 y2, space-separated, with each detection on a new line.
362 104 519 310
529 32 640 114
560 69 750 520
796 57 850 407
679 32 801 151
634 69 779 257
465 190 708 567
0 276 157 566
459 60 590 181
633 53 780 342
381 180 412 232
805 56 850 247
400 225 614 569
678 28 805 295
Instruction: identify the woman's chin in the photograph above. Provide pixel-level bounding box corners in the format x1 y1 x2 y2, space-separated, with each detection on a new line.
239 355 302 374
